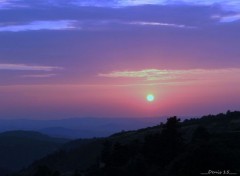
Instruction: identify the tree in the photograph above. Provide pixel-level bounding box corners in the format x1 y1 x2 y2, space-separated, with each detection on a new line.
34 166 60 176
143 116 184 170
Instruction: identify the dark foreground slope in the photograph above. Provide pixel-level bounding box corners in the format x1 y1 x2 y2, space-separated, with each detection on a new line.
0 131 68 175
16 111 240 176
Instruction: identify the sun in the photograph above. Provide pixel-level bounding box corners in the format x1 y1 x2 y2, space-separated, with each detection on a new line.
146 94 155 102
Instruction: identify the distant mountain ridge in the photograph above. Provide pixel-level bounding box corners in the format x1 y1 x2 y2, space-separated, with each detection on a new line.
38 127 115 139
0 117 169 138
0 130 69 175
0 130 67 143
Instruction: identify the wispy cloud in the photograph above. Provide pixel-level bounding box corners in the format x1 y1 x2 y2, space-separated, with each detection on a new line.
1 0 240 14
128 21 196 29
71 0 167 8
78 20 195 30
0 20 77 32
0 20 194 32
21 74 57 78
85 20 196 30
0 0 28 9
212 14 240 23
99 68 240 82
70 0 240 13
0 63 63 71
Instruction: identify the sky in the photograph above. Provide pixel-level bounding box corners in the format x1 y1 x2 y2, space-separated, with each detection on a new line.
0 0 239 119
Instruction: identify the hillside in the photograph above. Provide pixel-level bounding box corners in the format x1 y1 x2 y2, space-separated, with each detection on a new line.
0 118 164 139
0 131 69 175
16 111 240 176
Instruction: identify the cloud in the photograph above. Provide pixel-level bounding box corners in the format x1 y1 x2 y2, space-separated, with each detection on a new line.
0 0 239 14
99 69 170 80
71 0 239 9
0 20 195 32
1 0 240 13
81 20 196 30
127 21 196 29
71 0 166 7
0 0 29 9
212 14 240 23
21 74 57 78
0 63 63 71
69 0 240 13
0 20 77 32
79 20 196 30
99 68 240 82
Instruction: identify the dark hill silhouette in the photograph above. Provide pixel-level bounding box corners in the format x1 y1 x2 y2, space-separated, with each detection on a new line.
0 117 166 139
0 131 69 175
15 111 240 176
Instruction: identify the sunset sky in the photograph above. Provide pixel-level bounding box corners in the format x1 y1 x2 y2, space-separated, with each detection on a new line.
0 0 239 119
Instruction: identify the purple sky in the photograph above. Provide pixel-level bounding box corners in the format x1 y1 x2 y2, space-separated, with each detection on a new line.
0 0 239 119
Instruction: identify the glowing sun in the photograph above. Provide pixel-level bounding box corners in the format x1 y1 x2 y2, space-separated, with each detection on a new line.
146 94 155 102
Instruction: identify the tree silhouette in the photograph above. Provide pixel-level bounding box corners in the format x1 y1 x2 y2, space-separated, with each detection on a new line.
33 166 60 176
143 116 184 171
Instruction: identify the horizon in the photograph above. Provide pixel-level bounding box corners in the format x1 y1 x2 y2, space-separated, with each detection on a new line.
0 0 240 119
0 111 237 139
0 111 234 120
